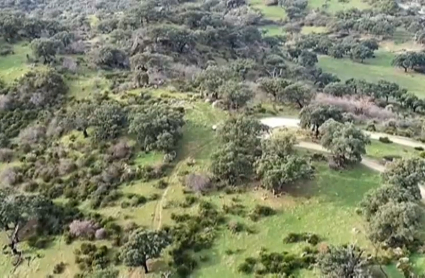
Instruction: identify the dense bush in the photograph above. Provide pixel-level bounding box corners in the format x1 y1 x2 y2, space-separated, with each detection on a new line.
283 232 320 245
249 205 276 221
378 137 392 144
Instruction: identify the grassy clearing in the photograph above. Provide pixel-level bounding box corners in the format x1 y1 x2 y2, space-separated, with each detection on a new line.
0 43 33 82
261 25 285 36
66 70 111 99
195 163 381 277
249 0 286 21
308 0 370 12
366 140 421 160
301 26 328 34
318 51 425 98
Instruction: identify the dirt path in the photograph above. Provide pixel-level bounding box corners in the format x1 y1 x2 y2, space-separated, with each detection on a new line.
262 117 425 198
260 117 425 149
297 141 386 172
154 185 170 230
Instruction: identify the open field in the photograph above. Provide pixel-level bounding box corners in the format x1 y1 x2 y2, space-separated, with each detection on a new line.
0 43 34 82
366 140 422 160
308 0 370 12
249 0 286 21
196 163 382 277
318 51 425 98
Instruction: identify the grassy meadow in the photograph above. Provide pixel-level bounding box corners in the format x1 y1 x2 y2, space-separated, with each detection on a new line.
318 50 425 98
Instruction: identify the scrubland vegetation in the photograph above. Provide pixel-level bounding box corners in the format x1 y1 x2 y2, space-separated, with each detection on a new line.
0 0 425 277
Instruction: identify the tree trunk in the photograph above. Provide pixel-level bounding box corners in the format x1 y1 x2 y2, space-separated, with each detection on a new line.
296 100 303 109
142 260 149 273
403 66 407 72
83 129 88 138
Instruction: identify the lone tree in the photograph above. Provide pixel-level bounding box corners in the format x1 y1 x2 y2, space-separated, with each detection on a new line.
255 130 314 194
31 38 61 64
382 158 425 201
318 244 370 278
128 105 185 152
120 229 172 273
218 80 253 110
211 115 265 184
0 190 72 265
319 119 370 167
282 82 313 108
300 104 343 137
255 154 314 194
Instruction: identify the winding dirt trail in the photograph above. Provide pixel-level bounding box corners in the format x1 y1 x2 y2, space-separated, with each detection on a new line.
260 117 425 149
261 117 425 199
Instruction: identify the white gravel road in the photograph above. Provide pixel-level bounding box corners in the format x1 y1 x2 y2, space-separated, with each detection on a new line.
260 117 425 149
260 117 425 199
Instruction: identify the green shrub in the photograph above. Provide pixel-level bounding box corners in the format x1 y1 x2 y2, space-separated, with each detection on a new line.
420 152 425 158
155 179 168 189
414 146 424 151
283 232 321 245
149 193 160 201
379 137 392 144
180 195 198 208
53 262 66 274
382 155 402 161
227 221 245 233
249 205 275 221
238 262 255 274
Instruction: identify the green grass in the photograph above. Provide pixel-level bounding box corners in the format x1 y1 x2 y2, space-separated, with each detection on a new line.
261 25 285 36
301 26 328 34
366 140 421 160
66 70 111 99
318 51 425 98
195 163 382 277
249 0 286 21
0 43 33 82
308 0 370 12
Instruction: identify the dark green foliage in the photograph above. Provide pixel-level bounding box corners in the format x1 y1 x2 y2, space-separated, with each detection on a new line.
53 262 66 274
249 205 276 221
238 248 317 276
129 105 185 152
222 202 246 216
318 244 370 277
120 229 171 273
12 69 68 109
319 119 371 167
227 221 245 233
283 232 320 245
378 137 392 144
31 38 62 64
368 201 423 248
211 115 264 184
180 195 198 208
238 257 256 274
91 102 127 141
91 46 129 69
360 184 417 222
75 244 111 272
300 104 343 137
382 158 425 200
169 201 225 277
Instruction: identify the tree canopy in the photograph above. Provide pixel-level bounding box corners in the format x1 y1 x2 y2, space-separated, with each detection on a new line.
319 119 370 167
